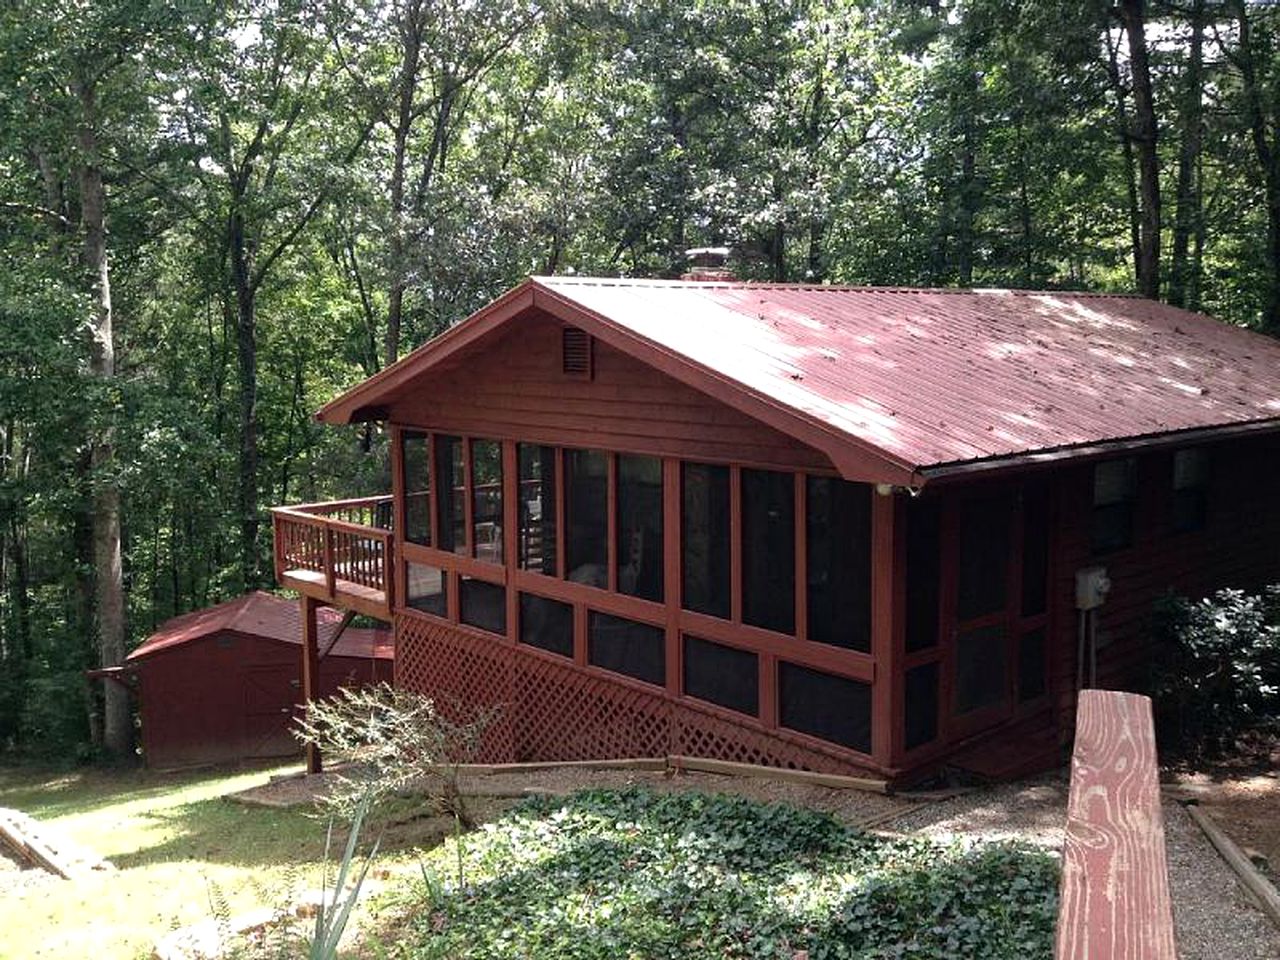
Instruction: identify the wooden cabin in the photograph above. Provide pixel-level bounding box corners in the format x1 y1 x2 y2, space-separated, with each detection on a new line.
272 277 1280 784
123 592 392 769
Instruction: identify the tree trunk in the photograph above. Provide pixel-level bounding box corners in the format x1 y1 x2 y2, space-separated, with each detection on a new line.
1235 0 1280 332
75 77 131 757
1106 28 1143 288
230 209 260 590
1119 0 1161 299
385 7 423 369
1169 0 1205 308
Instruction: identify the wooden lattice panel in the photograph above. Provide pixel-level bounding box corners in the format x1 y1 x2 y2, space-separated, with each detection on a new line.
394 615 877 776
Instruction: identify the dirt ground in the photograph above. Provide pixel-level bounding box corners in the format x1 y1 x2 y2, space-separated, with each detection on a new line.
1165 772 1280 877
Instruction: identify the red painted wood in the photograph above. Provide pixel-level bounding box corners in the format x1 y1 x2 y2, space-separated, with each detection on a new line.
870 490 897 767
300 596 322 774
1056 690 1175 960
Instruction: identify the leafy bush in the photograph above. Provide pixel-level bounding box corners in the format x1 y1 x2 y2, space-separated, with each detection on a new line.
1151 585 1280 757
386 789 1058 960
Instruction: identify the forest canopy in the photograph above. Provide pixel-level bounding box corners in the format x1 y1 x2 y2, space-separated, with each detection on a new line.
1 0 1276 755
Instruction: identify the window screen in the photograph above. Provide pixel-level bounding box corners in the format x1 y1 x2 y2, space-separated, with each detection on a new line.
401 431 430 546
518 444 557 575
471 439 503 564
905 498 941 652
1092 458 1137 554
617 455 663 602
519 593 573 658
957 498 1011 621
682 635 758 716
459 577 506 635
1172 448 1209 533
406 562 447 618
434 435 466 554
1021 485 1050 617
954 624 1008 715
904 662 939 750
681 462 730 618
806 476 871 651
741 469 795 634
565 449 608 587
587 612 665 686
1018 627 1047 703
778 662 871 753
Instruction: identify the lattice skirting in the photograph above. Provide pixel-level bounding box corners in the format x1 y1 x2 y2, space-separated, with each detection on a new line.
394 614 880 777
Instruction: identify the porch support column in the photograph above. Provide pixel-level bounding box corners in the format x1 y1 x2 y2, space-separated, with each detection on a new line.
870 489 905 769
301 594 322 774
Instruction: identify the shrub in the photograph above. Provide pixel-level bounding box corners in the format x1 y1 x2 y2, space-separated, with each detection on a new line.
1151 585 1280 758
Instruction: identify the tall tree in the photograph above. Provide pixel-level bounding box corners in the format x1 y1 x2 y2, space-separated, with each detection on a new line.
1117 0 1161 298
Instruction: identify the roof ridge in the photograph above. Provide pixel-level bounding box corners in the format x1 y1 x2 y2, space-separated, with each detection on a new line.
533 275 1145 299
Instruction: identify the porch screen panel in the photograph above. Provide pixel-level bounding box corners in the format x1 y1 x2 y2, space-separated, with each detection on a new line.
681 462 730 618
905 498 941 652
405 562 447 618
587 612 665 686
471 439 503 565
517 444 557 575
682 635 758 717
460 576 506 635
434 435 467 554
741 469 795 635
956 498 1010 621
778 662 871 753
519 593 573 658
904 662 939 750
1018 627 1047 703
954 624 1008 715
806 476 871 651
401 431 430 546
565 449 608 587
1021 485 1050 617
617 455 664 602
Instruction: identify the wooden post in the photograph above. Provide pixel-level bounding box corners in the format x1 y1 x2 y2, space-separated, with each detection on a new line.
870 488 899 767
301 595 322 775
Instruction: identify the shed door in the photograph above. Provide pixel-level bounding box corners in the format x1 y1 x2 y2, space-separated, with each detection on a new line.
945 484 1051 740
242 664 302 759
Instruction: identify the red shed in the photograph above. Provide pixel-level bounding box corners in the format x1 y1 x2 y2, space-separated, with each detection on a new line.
124 592 393 769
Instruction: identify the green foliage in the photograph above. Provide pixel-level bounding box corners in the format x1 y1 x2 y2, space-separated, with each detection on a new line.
1152 586 1280 757
389 788 1058 960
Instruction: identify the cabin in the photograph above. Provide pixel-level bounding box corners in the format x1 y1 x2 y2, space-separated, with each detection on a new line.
122 592 392 769
272 277 1280 784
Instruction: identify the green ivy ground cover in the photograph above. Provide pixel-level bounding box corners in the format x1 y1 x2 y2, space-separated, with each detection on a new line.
384 788 1058 960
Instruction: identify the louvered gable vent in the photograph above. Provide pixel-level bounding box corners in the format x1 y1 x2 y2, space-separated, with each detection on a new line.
562 326 593 379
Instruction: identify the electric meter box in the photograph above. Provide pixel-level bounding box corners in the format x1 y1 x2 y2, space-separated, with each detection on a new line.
1075 566 1111 610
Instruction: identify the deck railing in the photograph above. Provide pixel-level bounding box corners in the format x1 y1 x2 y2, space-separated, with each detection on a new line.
271 495 394 613
1056 689 1176 959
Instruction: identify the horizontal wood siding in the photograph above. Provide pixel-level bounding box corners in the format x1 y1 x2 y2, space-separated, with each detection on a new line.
1048 434 1280 735
388 312 832 472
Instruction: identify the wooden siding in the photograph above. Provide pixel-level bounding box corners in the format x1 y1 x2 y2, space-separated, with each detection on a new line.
387 311 834 473
1047 433 1280 735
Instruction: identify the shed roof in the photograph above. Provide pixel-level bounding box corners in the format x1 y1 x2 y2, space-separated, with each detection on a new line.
319 277 1280 484
127 592 393 662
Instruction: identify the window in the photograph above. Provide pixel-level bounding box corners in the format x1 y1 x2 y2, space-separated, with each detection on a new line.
682 462 730 619
806 477 871 651
741 469 795 634
401 431 430 546
617 455 663 602
460 576 506 635
519 593 573 658
435 435 466 554
406 562 447 617
954 624 1008 715
518 444 557 575
683 635 758 716
956 497 1011 621
905 498 941 652
1172 448 1209 533
904 662 939 750
1092 458 1137 553
471 439 503 564
587 612 665 686
565 449 608 587
778 662 871 753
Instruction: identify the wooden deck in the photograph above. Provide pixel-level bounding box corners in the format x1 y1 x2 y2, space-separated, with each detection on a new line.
1056 689 1175 959
272 496 394 620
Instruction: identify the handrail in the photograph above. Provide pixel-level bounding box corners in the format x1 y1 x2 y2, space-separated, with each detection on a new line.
283 494 394 514
1056 689 1176 959
272 497 394 612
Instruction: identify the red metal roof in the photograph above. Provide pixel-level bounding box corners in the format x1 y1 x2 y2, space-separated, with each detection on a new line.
127 592 393 662
319 277 1280 481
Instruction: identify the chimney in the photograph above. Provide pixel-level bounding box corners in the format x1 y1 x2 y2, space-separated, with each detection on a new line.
681 246 734 282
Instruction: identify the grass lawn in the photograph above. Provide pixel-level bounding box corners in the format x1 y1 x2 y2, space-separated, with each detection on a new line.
367 789 1060 960
0 762 353 960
